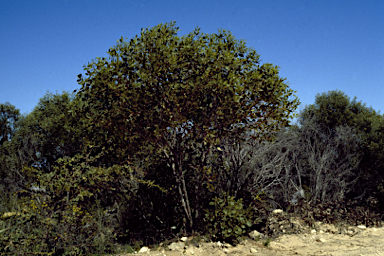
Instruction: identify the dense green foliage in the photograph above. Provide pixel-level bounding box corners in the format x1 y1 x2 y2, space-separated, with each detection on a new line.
204 193 259 244
75 21 299 231
1 21 383 255
0 103 19 147
0 103 20 182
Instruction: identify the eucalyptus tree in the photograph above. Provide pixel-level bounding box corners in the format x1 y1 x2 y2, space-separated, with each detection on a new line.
76 21 299 231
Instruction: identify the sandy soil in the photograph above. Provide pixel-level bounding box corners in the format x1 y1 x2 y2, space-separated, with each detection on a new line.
107 221 384 256
267 225 384 256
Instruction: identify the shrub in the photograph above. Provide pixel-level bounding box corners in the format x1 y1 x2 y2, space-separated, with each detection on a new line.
204 193 260 244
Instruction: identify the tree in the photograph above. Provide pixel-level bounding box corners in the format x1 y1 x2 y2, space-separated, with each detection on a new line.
293 117 362 203
0 103 20 202
76 21 299 231
299 90 384 202
0 102 19 146
15 92 84 172
0 92 87 198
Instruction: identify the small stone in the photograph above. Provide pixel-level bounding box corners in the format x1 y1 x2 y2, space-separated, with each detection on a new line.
357 225 366 230
138 246 150 253
311 229 316 234
180 237 188 242
249 230 262 240
168 241 185 251
316 237 326 243
224 243 232 248
250 248 258 253
273 209 284 214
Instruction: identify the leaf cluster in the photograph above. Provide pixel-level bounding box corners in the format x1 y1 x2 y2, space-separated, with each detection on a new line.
204 193 259 244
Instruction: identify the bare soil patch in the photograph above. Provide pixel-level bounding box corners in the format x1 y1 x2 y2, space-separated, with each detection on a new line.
106 220 384 256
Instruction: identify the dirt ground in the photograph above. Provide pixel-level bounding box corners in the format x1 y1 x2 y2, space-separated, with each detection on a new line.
107 220 384 256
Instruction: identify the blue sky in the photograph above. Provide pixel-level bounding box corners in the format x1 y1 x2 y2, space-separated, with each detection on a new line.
1 0 383 117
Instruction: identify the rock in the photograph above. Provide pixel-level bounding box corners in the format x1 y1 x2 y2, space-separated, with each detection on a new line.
223 243 232 248
357 225 367 230
138 246 150 253
273 209 284 215
250 247 258 253
168 241 185 251
180 236 188 242
316 237 326 243
249 230 262 240
311 229 316 234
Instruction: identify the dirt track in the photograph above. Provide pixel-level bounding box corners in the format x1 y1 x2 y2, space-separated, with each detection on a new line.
107 222 384 256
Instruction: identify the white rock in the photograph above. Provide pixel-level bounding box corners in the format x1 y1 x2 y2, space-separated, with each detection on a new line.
250 248 258 253
272 209 284 214
248 230 261 240
180 236 188 242
311 229 317 234
357 225 367 230
249 230 262 240
168 241 185 251
316 237 326 243
138 246 150 253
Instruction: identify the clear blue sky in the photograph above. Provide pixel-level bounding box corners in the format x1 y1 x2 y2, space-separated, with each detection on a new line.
1 0 383 116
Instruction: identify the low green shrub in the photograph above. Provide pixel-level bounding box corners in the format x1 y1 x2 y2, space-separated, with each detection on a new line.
204 193 260 244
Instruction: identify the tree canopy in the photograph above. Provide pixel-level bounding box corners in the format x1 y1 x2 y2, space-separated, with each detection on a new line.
77 21 299 162
75 21 299 230
0 102 19 147
299 90 384 199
